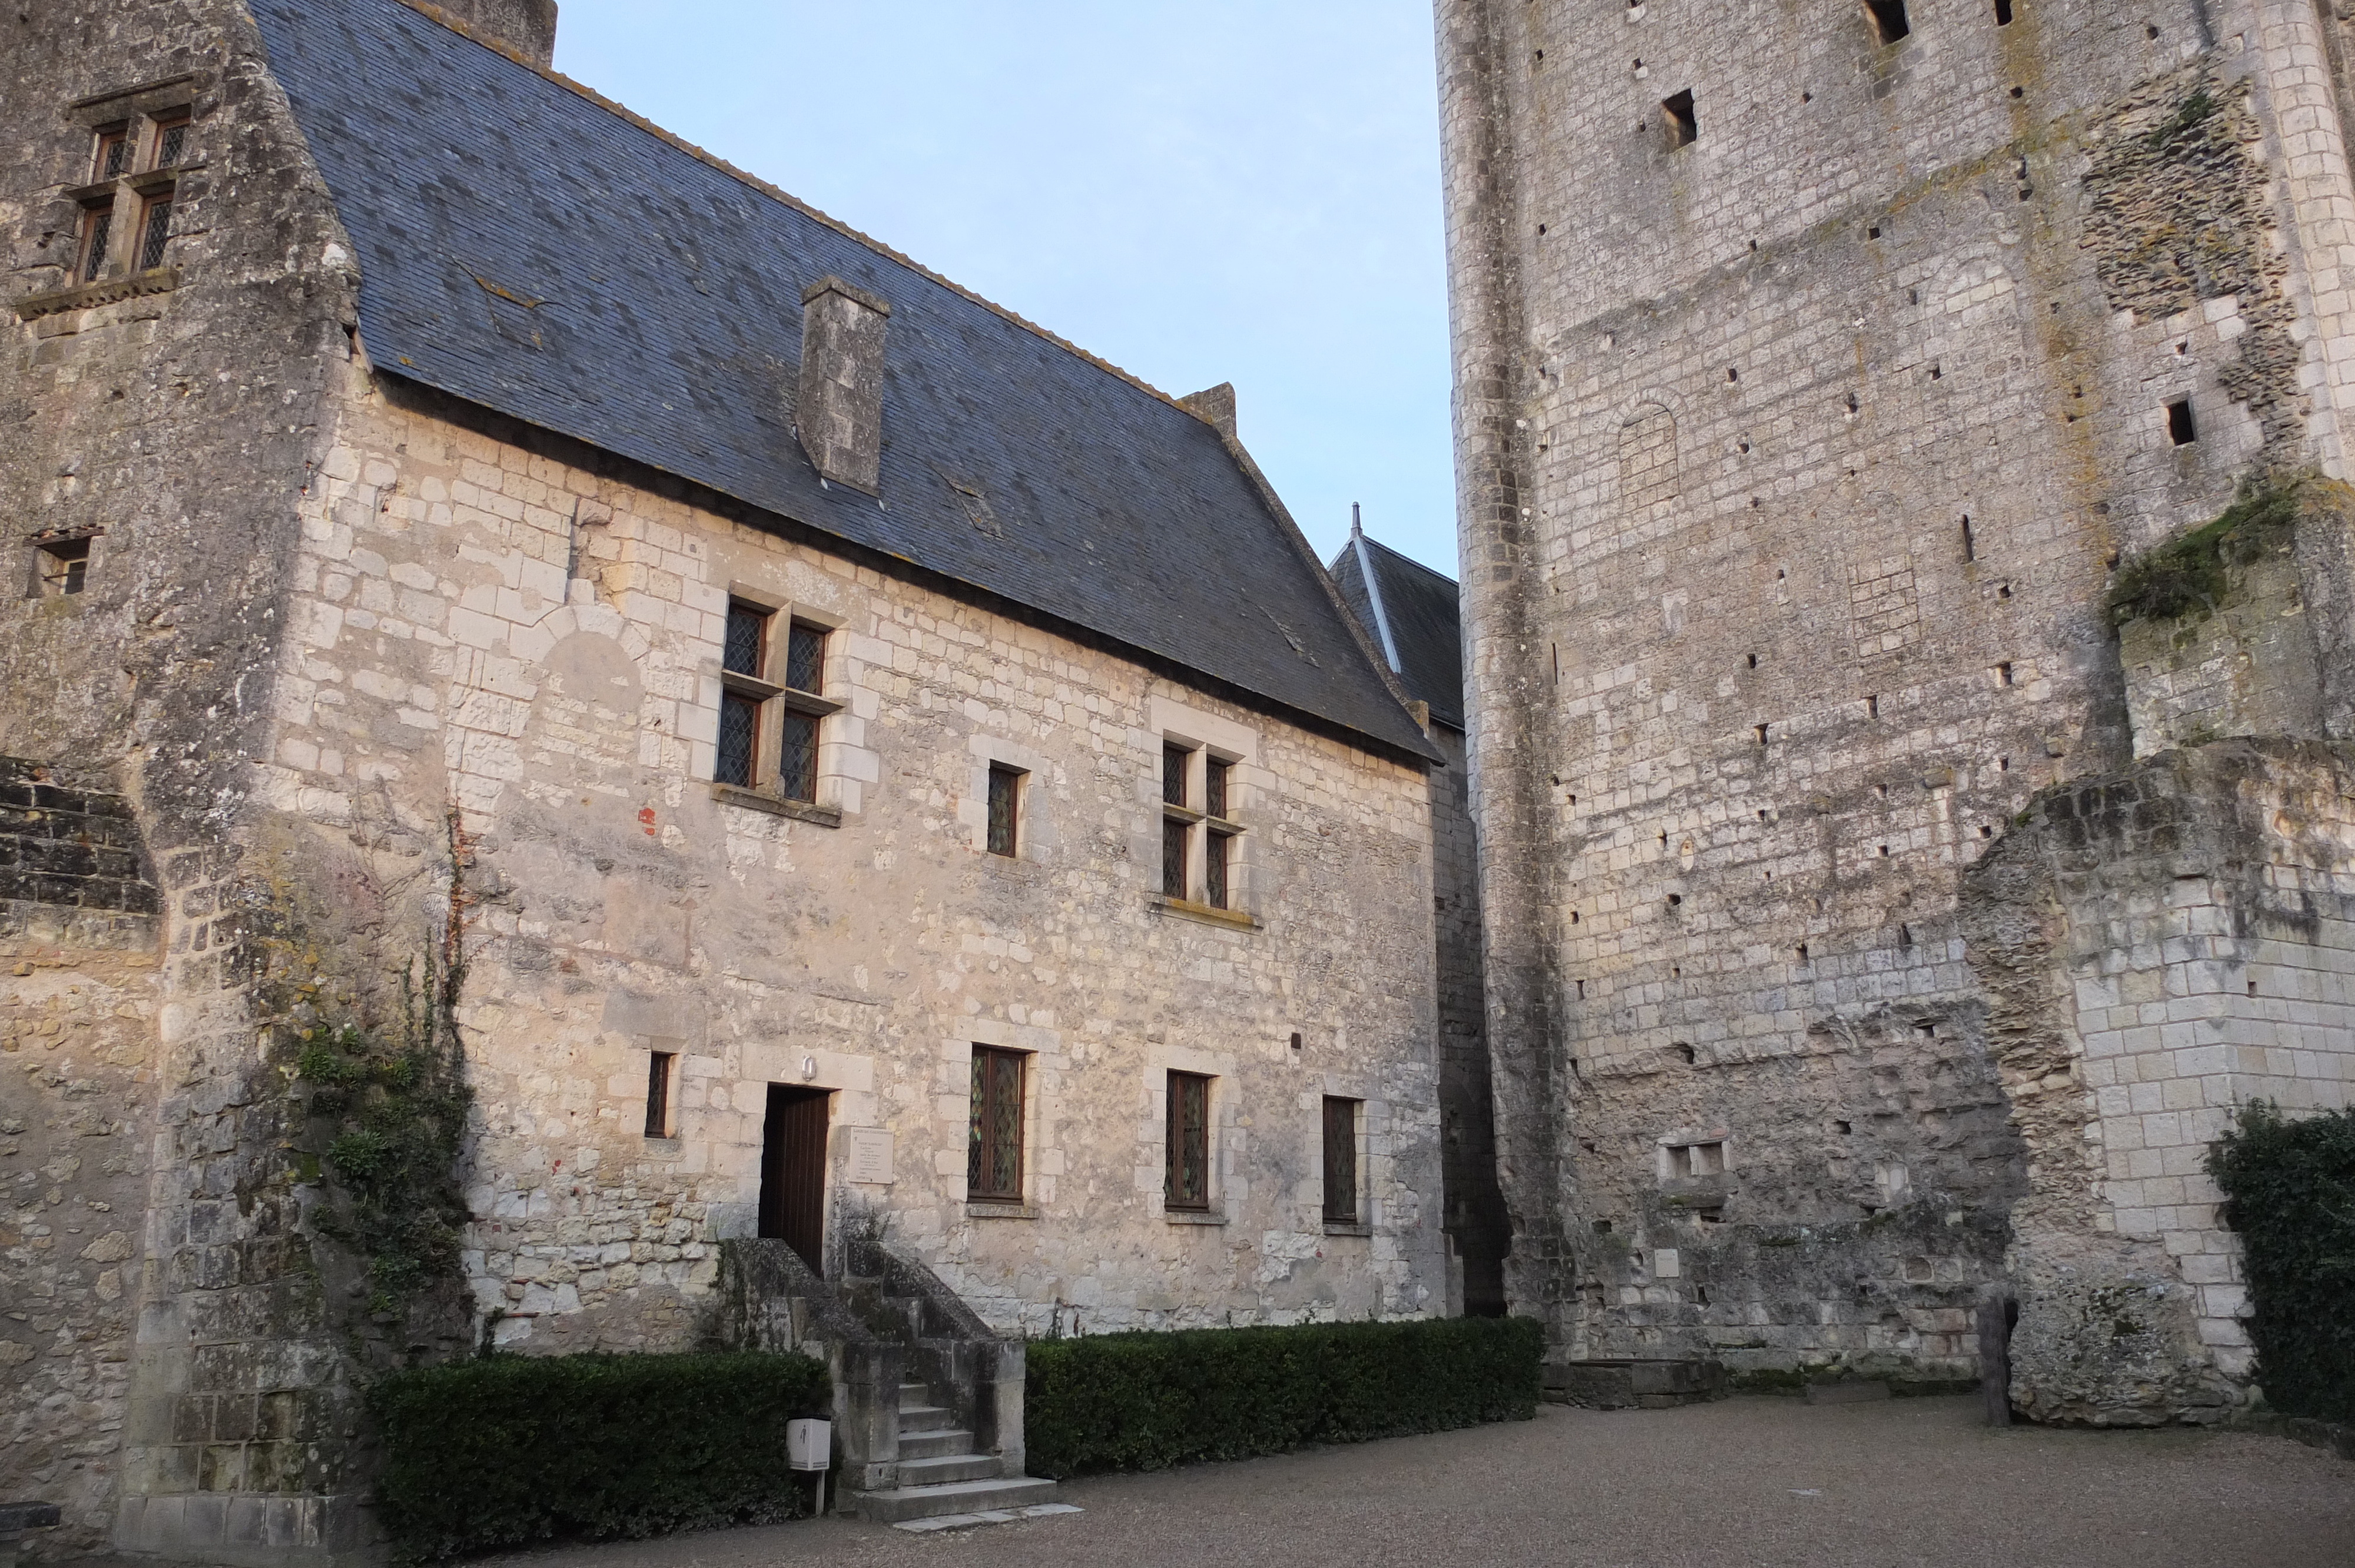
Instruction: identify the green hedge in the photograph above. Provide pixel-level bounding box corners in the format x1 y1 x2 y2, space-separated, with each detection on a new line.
370 1351 831 1562
2211 1102 2355 1424
1024 1315 1543 1478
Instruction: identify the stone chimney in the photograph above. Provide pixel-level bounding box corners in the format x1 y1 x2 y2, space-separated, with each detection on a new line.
1180 382 1238 440
797 276 892 494
425 0 560 69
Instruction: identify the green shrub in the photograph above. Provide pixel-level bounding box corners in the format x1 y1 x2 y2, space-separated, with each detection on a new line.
2106 480 2301 627
1024 1315 1542 1478
370 1351 831 1562
2208 1102 2355 1423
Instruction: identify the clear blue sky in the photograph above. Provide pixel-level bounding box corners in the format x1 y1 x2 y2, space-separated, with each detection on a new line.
550 2 1458 580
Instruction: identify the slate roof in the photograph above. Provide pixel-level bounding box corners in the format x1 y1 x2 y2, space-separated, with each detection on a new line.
246 0 1435 762
1328 530 1465 732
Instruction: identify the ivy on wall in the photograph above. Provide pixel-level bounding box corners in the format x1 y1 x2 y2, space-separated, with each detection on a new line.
2209 1101 2355 1423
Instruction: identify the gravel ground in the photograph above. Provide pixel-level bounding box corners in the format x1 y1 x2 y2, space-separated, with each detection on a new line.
443 1394 2353 1568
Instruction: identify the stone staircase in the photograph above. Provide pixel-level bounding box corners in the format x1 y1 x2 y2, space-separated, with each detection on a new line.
850 1377 1057 1524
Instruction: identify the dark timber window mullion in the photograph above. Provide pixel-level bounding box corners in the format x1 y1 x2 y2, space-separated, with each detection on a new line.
1166 1071 1212 1210
987 764 1021 857
644 1051 676 1138
968 1046 1026 1202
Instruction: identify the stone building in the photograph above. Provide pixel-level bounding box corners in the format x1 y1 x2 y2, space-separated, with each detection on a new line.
1329 517 1510 1315
1439 0 2355 1422
1 0 1454 1556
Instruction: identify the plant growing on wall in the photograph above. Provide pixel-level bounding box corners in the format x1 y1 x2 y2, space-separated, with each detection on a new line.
2208 1100 2355 1423
2107 478 2302 627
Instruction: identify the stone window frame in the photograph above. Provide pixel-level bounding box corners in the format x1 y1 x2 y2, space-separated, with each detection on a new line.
1145 1041 1236 1225
1657 1130 1732 1181
954 1025 1054 1220
31 74 208 314
966 1044 1029 1203
706 582 846 826
1320 1095 1364 1228
962 735 1056 862
26 524 103 599
1146 695 1261 929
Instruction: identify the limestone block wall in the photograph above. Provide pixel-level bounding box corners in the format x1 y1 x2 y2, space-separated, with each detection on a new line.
1438 0 2355 1384
1429 722 1508 1315
251 370 1450 1348
1962 739 2355 1421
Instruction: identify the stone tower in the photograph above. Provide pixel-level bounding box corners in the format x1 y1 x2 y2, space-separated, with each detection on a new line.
1439 0 2355 1419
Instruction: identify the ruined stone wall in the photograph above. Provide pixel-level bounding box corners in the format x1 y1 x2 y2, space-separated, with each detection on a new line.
2 3 391 1559
1 763 161 1554
1961 739 2355 1422
249 371 1450 1348
1438 0 2355 1384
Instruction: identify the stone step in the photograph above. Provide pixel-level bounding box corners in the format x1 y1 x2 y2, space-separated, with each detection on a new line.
898 1383 931 1401
897 1404 952 1432
897 1427 976 1460
854 1476 1059 1526
893 1451 1003 1486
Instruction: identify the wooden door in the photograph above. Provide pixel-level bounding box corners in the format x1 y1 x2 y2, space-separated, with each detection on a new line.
759 1085 831 1274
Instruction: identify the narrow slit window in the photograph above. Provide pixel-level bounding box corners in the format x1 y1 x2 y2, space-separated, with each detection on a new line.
987 763 1022 858
37 536 91 597
644 1051 676 1138
1660 89 1697 149
1166 1071 1212 1211
1322 1097 1361 1224
136 192 173 271
2167 398 2197 446
78 202 114 284
1865 0 1910 44
968 1045 1026 1202
1961 515 1976 562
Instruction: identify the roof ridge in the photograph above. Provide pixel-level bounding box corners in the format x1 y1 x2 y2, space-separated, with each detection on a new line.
391 0 1205 426
1360 531 1461 592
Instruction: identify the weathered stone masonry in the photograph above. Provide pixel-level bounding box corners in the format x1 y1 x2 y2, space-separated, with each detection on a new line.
1439 0 2355 1418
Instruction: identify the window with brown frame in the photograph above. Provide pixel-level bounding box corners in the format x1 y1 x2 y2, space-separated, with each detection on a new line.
1203 756 1235 909
987 763 1022 858
135 191 173 271
1166 1070 1212 1211
968 1045 1026 1202
1322 1097 1361 1224
150 111 190 170
77 201 115 284
778 620 827 802
92 124 130 181
716 599 771 788
644 1051 677 1139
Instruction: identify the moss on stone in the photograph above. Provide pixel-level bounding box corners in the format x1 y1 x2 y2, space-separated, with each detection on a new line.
2107 479 2302 627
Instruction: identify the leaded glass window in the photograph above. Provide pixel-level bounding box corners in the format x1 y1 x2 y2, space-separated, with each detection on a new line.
1162 743 1188 806
1162 818 1188 900
1205 757 1229 820
779 710 819 802
1166 1071 1212 1210
724 600 769 677
1206 829 1230 910
717 691 759 788
968 1046 1026 1202
137 198 172 271
154 117 189 168
95 127 128 180
79 204 113 283
786 621 825 693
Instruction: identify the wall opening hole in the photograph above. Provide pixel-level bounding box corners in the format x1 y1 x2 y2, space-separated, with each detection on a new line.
1667 892 1683 907
1660 89 1697 148
1995 0 2012 22
1759 808 1770 822
2146 22 2159 38
1998 583 2012 599
1846 391 1860 414
1914 1019 1936 1037
1876 783 1889 799
1868 225 1881 240
1868 695 1880 719
1537 223 1547 235
36 535 92 596
1748 652 1759 669
1727 366 1740 382
1878 845 1890 857
1835 1119 1852 1134
2247 980 2258 997
1998 756 2010 770
1594 1219 1613 1234
1863 0 1910 44
1796 943 1809 962
1576 979 1586 999
1997 662 2014 686
1290 1031 1303 1050
2009 85 2024 99
2167 398 2197 445
1961 515 1975 562
1673 1044 1697 1065
1756 723 1770 746
1899 923 1913 947
1571 909 1581 924
2175 340 2188 357
1979 824 1994 838
1696 1285 1711 1303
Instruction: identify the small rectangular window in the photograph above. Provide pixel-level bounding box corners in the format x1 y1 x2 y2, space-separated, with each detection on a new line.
78 202 114 284
644 1051 676 1138
724 599 769 677
1322 1097 1360 1224
1166 1071 1212 1211
1162 817 1190 899
1162 743 1189 807
785 620 826 694
37 536 91 597
1666 1140 1726 1178
1205 829 1232 909
987 763 1022 857
94 124 130 181
968 1045 1026 1202
2167 398 2197 446
1660 90 1696 150
151 112 190 170
136 193 173 271
1204 756 1230 820
778 710 819 802
1864 0 1910 44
